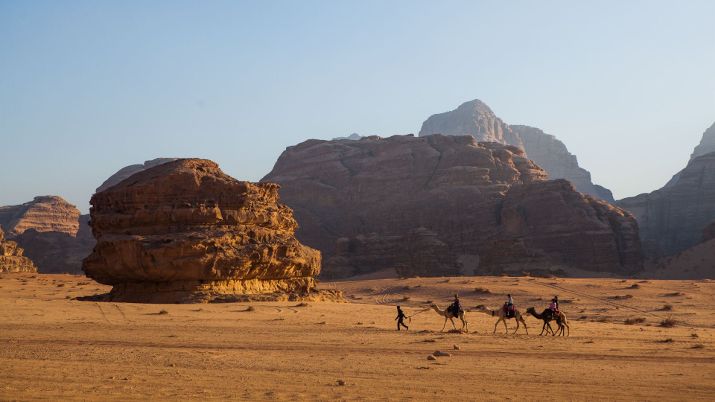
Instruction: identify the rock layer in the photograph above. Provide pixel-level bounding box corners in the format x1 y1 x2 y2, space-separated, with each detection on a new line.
0 196 80 236
0 196 92 274
691 122 715 160
618 152 715 257
83 158 322 303
419 99 613 201
0 226 37 273
263 134 642 278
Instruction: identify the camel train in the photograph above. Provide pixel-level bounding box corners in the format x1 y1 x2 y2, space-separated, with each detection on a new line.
426 295 569 336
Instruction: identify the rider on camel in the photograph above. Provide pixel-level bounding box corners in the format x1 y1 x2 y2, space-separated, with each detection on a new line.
450 294 462 316
549 296 559 314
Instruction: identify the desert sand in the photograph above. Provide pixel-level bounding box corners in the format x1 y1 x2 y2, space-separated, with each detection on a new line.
1 273 714 401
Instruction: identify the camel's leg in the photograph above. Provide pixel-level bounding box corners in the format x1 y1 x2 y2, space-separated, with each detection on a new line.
450 317 457 330
513 318 520 335
565 323 570 337
547 322 556 336
493 318 501 334
521 317 528 335
461 315 468 332
441 317 448 332
503 318 509 334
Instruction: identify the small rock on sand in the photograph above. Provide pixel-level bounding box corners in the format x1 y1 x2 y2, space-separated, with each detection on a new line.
427 355 437 361
433 351 451 357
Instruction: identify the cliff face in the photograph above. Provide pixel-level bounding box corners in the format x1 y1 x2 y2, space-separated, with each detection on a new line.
691 122 715 160
618 151 715 257
83 159 322 303
0 196 92 274
418 99 613 201
0 196 80 237
263 134 642 278
96 158 178 193
0 226 37 273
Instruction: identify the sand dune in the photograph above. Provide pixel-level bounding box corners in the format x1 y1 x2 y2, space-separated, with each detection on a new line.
1 273 714 400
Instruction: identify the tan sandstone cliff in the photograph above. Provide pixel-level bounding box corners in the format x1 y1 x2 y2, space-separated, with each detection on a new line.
0 226 37 273
83 158 323 303
263 134 642 278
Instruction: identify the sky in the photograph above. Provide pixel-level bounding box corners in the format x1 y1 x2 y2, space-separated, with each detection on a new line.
1 0 714 213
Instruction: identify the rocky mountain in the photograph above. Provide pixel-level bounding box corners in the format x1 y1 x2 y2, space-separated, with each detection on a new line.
691 122 715 160
263 134 642 278
646 222 715 279
419 99 614 201
83 159 323 303
0 196 93 274
0 196 80 236
0 226 37 273
96 158 178 193
618 129 715 258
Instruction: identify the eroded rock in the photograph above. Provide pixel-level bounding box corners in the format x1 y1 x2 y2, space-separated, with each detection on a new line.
0 226 37 273
82 158 325 303
263 134 642 278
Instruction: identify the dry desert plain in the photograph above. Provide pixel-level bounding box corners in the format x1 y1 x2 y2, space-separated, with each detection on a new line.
1 273 715 401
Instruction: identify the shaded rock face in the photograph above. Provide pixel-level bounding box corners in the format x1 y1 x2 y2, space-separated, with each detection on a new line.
83 159 321 303
263 134 642 278
14 215 94 274
0 196 80 236
96 158 178 193
0 196 92 274
0 226 37 273
648 237 715 280
691 122 715 160
419 99 614 201
618 152 715 258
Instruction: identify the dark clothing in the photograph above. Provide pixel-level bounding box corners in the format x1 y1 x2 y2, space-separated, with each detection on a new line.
395 308 408 331
449 301 462 316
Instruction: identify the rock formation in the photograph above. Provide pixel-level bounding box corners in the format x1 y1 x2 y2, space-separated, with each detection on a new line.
83 158 324 303
0 226 37 273
0 196 80 236
96 158 178 193
0 196 92 274
691 122 715 160
618 151 715 258
263 134 642 278
419 99 614 201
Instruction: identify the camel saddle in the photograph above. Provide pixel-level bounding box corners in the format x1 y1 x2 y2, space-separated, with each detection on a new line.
503 303 515 318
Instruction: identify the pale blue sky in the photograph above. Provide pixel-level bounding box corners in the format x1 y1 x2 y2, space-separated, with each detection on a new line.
2 0 714 213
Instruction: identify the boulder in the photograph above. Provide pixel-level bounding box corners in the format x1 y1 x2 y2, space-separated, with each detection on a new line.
419 99 614 201
0 226 37 273
263 134 642 278
82 158 324 303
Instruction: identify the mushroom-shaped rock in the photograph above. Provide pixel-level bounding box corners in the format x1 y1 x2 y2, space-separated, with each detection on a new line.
82 159 322 302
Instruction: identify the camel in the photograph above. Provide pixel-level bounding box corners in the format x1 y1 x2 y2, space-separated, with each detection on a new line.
430 304 468 332
525 307 570 336
475 305 528 335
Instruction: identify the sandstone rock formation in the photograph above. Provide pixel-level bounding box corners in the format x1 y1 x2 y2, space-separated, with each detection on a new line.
0 196 80 236
263 134 642 278
83 158 323 303
618 151 715 258
96 158 178 193
419 99 614 201
646 236 715 279
0 196 92 274
0 226 37 273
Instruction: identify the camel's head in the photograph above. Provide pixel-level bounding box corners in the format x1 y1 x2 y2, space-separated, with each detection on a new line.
526 307 535 313
429 303 438 308
475 304 486 310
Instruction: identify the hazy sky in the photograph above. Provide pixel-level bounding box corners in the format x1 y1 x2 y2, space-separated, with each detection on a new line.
2 1 714 213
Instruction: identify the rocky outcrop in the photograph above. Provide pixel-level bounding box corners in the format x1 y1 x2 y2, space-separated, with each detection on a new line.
0 196 92 274
510 125 614 201
703 222 715 243
0 196 80 236
618 152 715 257
263 134 642 278
646 237 715 279
96 158 178 193
691 122 715 160
83 158 324 303
14 215 94 274
419 99 613 201
0 226 37 273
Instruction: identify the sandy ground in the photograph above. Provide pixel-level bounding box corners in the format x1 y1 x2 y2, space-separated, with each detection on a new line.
1 273 714 401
